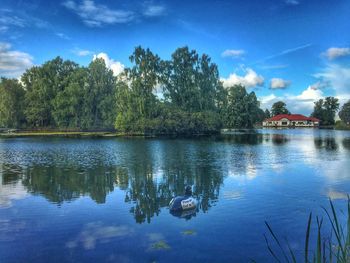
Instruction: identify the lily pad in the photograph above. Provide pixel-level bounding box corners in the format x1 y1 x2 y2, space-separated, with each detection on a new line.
181 230 197 236
151 240 171 250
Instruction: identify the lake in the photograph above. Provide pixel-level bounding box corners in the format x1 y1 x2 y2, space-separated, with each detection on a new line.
1 129 350 262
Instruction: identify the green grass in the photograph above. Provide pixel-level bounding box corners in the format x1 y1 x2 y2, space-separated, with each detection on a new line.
264 198 350 263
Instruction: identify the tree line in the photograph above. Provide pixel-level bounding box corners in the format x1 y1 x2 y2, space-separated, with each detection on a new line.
0 46 267 134
1 46 349 133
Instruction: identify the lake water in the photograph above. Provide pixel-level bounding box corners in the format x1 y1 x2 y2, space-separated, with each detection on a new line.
1 129 350 262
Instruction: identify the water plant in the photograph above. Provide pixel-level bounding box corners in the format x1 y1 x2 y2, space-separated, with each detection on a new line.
150 240 171 250
181 230 197 236
264 198 350 263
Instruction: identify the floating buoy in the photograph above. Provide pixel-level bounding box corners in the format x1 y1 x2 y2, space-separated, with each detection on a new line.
169 186 197 213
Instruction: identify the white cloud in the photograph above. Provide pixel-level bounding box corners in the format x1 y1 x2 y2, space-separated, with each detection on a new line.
56 32 70 40
143 3 166 17
323 47 350 60
295 86 324 102
221 68 264 88
0 181 28 208
72 48 93 56
270 78 291 89
314 64 350 105
262 63 350 114
0 9 50 30
0 42 33 78
63 0 135 27
93 52 125 76
260 86 324 114
0 26 8 33
0 15 26 28
221 49 245 58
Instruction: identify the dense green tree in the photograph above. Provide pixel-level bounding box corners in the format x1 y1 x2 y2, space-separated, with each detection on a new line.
1 47 270 134
0 78 26 128
223 85 261 128
161 47 223 113
311 97 339 125
339 100 350 125
271 101 290 116
22 57 78 127
264 109 271 119
85 58 116 128
115 46 162 132
52 68 88 128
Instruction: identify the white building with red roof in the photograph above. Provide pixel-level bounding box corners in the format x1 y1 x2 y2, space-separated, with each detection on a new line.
263 114 320 127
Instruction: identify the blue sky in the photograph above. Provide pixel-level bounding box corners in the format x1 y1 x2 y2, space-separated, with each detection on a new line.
0 0 349 114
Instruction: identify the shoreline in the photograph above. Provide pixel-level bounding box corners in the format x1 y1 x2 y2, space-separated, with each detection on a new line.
1 126 350 138
0 130 221 138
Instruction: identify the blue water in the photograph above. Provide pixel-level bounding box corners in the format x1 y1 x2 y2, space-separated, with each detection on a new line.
1 129 350 262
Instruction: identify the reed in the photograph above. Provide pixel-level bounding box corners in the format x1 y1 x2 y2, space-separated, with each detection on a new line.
264 197 350 263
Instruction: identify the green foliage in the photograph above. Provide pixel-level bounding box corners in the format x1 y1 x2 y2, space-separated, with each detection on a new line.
3 46 269 134
22 57 78 127
115 46 225 134
0 78 26 128
161 47 224 112
335 120 350 130
271 101 290 116
223 85 262 128
52 67 87 128
311 97 340 126
21 56 116 129
339 100 350 125
85 58 116 128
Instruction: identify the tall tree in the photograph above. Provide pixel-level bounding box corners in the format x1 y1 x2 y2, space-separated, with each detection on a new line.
271 101 290 116
0 78 26 128
52 68 88 128
85 58 116 128
22 57 78 127
223 85 261 128
339 100 350 125
161 47 223 112
311 97 339 125
115 46 161 132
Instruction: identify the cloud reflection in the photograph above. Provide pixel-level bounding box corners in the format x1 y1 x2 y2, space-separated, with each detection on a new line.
0 180 28 208
66 222 134 250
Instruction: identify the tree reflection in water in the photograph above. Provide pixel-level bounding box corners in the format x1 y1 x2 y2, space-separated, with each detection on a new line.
0 133 295 223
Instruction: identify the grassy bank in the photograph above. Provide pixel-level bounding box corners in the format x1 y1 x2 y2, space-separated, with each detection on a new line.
0 129 220 138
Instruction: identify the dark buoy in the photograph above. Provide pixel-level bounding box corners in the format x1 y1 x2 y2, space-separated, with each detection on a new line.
169 186 197 213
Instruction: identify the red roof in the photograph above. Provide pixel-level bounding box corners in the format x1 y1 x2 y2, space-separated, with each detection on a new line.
265 114 319 122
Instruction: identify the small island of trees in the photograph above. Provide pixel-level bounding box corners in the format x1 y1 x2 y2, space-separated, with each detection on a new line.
0 46 349 135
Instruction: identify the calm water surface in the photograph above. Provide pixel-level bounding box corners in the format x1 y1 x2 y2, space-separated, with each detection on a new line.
1 129 350 262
